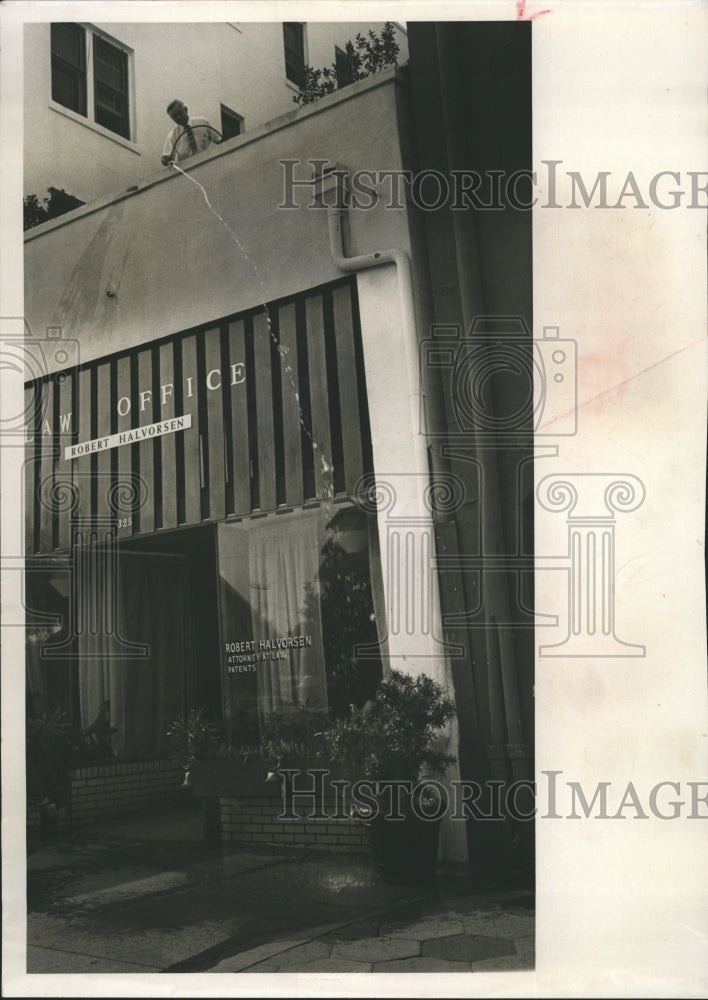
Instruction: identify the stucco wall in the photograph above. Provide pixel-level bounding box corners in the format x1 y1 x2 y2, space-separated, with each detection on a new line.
24 71 411 370
24 21 408 205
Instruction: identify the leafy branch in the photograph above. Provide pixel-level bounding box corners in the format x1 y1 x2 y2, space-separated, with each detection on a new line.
293 23 400 107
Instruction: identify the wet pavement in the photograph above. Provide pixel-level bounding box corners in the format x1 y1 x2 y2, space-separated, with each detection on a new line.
27 804 535 976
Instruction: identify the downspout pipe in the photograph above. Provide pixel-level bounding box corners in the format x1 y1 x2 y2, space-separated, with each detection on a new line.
320 169 468 863
317 169 429 482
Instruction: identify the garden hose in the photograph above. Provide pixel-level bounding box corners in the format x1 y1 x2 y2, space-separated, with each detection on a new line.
168 124 223 163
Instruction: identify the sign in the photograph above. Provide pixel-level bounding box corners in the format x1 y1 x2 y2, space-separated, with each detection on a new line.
224 634 314 673
64 415 191 461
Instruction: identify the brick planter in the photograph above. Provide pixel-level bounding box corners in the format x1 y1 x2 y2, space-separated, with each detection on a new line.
70 759 184 826
219 796 370 854
28 759 185 830
189 758 371 855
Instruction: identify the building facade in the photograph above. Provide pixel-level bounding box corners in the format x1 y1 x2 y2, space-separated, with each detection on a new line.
25 20 408 204
24 20 533 874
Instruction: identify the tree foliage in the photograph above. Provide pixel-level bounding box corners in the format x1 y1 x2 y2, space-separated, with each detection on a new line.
23 187 84 231
293 23 400 106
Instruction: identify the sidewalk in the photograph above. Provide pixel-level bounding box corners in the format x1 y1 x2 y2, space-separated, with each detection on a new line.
27 804 534 976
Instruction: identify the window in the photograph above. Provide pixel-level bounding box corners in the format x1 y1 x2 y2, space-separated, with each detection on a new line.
283 22 306 88
220 104 244 141
50 23 132 141
51 23 87 116
217 504 385 748
335 45 355 89
93 36 130 139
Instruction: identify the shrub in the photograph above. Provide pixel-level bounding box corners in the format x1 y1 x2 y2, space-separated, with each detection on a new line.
316 669 456 784
293 23 400 106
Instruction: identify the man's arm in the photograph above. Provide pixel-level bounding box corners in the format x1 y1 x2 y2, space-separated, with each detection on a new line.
161 128 176 166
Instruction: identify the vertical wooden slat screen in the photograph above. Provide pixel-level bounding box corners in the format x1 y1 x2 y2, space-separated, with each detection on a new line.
180 335 201 526
228 319 250 516
204 326 226 521
56 372 74 548
38 378 56 552
253 311 276 511
75 369 92 531
25 278 371 549
305 294 333 502
116 355 133 538
159 342 178 530
95 363 112 523
25 387 37 556
277 302 304 506
332 285 364 494
137 349 155 534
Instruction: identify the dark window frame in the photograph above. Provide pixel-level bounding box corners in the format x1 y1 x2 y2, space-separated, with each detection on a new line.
335 45 355 89
50 22 132 141
93 34 130 139
50 22 87 118
283 22 306 88
220 104 244 141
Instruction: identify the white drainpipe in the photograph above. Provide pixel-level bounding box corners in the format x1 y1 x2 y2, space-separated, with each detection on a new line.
318 168 469 863
317 168 429 480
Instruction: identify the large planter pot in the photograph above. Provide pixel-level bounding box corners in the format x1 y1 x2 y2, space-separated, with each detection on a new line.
366 813 442 884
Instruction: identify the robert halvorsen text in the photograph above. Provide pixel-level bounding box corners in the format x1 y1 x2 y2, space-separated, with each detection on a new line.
64 415 192 460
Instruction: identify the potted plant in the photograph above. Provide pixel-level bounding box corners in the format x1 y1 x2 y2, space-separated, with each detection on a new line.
166 708 223 787
316 669 457 884
26 706 73 845
166 709 224 841
177 703 326 798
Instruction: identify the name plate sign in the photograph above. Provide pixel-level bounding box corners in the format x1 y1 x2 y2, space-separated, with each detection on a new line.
64 415 192 460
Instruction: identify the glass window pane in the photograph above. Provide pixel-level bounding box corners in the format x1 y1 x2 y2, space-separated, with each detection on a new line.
51 23 86 115
92 37 129 138
217 505 384 752
51 23 84 69
93 39 127 94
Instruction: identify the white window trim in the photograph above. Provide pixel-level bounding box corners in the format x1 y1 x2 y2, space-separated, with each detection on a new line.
50 22 138 147
48 101 140 154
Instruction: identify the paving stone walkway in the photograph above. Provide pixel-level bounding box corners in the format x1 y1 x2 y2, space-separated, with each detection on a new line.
26 805 534 976
209 905 535 973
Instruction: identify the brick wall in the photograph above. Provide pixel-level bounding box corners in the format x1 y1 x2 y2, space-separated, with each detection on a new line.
67 759 183 827
219 796 371 854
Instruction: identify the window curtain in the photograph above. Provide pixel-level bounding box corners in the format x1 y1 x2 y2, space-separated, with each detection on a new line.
248 512 328 718
78 552 192 758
